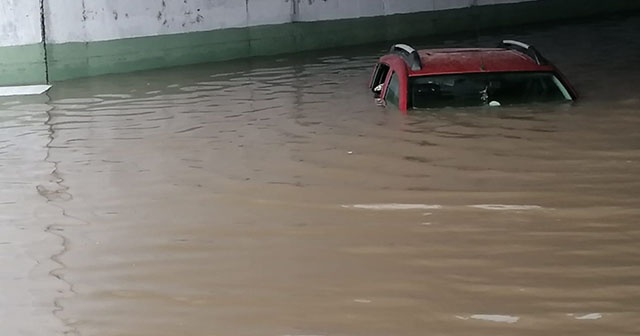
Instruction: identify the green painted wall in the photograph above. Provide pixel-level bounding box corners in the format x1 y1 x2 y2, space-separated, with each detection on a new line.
1 0 639 86
0 44 48 86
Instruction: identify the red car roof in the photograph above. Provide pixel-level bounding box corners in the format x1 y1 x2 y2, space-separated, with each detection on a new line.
382 48 556 76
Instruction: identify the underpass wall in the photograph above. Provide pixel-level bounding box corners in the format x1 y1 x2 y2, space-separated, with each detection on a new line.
1 0 639 86
0 0 47 85
43 0 293 81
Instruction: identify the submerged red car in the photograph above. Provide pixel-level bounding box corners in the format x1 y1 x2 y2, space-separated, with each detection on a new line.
369 40 577 112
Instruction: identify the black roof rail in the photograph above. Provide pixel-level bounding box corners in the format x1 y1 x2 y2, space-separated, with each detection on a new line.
390 43 422 71
499 40 549 65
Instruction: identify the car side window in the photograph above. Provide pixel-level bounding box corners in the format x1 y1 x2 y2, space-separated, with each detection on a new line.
370 63 390 94
385 72 400 107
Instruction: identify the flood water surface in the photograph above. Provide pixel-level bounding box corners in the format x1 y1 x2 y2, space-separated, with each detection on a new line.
2 14 640 336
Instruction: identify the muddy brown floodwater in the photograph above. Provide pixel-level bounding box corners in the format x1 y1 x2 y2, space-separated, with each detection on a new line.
2 13 639 336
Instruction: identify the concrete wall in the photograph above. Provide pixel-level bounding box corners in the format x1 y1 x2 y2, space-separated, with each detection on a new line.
0 0 41 47
0 0 47 85
43 0 537 43
1 0 640 86
44 0 293 43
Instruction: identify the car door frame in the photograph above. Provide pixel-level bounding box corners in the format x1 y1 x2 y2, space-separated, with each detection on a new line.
370 57 410 112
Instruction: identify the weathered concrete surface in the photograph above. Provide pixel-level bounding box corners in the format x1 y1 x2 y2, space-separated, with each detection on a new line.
43 0 539 43
44 0 290 43
0 0 41 47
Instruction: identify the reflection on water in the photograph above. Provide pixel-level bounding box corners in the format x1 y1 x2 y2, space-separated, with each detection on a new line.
2 14 640 336
0 96 73 335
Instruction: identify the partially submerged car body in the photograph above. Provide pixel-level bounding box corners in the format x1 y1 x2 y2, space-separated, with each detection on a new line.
369 40 577 112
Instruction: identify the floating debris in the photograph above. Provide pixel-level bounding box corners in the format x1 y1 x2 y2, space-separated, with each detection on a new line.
457 314 520 324
342 204 443 210
469 204 544 211
575 313 603 320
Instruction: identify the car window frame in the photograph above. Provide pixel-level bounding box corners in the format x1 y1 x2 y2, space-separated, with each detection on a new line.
384 71 400 107
369 63 390 94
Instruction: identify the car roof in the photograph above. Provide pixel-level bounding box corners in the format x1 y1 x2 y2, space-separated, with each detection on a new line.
381 45 557 76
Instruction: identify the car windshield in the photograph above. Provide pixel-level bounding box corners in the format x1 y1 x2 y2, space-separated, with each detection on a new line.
409 72 573 109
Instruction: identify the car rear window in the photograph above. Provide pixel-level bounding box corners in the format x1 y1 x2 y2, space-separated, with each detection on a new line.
409 72 573 109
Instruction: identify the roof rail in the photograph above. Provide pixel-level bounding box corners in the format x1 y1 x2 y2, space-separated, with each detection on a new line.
390 44 422 71
499 40 549 65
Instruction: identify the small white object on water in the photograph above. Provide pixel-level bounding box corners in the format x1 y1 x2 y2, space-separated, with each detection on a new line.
342 204 443 210
353 299 372 303
469 204 543 211
0 85 51 97
575 313 603 320
347 151 354 155
489 100 502 107
469 314 520 324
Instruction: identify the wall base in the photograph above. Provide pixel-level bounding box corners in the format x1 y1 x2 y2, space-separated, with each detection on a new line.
0 44 48 86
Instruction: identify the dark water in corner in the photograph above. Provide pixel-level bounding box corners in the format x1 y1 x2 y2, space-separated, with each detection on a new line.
1 14 639 336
